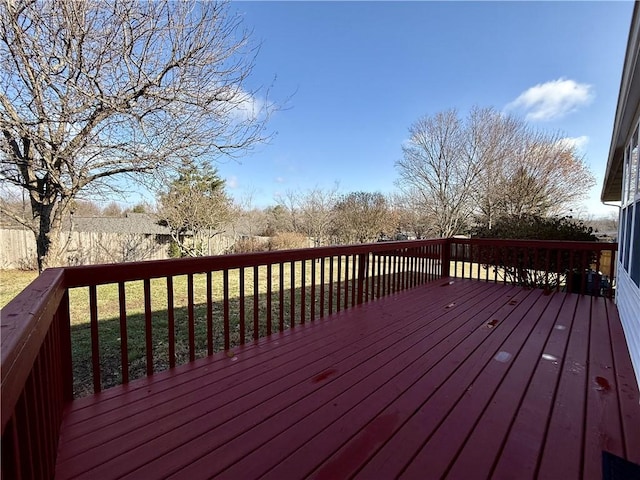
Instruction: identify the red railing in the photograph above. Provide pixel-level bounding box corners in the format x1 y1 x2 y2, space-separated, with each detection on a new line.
0 239 445 477
1 269 73 479
0 238 618 477
449 238 618 298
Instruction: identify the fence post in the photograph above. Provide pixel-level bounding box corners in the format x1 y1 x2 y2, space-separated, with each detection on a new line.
441 239 451 278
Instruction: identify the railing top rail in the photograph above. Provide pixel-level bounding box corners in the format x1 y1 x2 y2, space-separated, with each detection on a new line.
62 238 447 288
1 267 66 432
452 238 618 251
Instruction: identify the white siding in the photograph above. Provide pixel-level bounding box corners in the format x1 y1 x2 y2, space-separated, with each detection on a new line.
617 266 640 388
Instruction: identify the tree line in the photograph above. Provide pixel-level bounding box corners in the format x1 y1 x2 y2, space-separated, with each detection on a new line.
1 0 598 270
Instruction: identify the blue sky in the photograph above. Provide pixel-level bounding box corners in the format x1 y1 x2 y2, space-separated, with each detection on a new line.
211 0 634 217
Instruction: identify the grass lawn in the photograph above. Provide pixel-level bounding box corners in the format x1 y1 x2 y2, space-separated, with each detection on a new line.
0 269 38 308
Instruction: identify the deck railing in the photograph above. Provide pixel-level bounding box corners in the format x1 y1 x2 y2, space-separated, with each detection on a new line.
449 238 617 298
0 238 617 478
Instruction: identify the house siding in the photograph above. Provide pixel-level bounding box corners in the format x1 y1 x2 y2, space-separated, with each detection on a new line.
617 268 640 384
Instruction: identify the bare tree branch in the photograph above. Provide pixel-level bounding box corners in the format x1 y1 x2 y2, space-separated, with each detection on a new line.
0 0 272 270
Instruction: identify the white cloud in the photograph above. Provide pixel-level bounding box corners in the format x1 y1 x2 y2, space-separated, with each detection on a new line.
274 176 285 184
233 90 265 122
558 135 589 151
506 78 594 121
227 175 239 189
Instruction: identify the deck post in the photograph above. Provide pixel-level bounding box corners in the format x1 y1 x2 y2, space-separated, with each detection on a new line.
441 239 451 278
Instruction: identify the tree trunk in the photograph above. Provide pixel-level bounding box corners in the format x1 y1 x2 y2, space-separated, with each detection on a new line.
32 199 66 272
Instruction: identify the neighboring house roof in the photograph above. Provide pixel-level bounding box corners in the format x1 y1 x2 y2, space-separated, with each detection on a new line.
602 2 640 202
69 213 170 235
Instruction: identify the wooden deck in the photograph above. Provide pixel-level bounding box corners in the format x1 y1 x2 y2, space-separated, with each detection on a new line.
54 278 640 479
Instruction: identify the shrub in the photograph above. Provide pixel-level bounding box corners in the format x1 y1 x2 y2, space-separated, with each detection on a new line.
268 232 309 251
471 214 598 291
230 237 268 254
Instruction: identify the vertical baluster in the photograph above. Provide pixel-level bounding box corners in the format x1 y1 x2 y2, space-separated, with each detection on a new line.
167 277 175 368
594 248 602 295
267 264 273 335
376 254 382 298
19 390 35 479
351 254 357 306
279 262 284 331
392 254 397 292
544 249 551 290
328 256 334 314
290 261 296 327
206 272 213 356
581 250 588 294
311 258 316 321
143 279 153 376
300 260 306 324
555 250 562 292
382 255 387 296
223 269 230 350
58 290 73 402
344 255 349 310
24 381 41 479
567 247 575 292
119 282 130 381
188 274 195 361
336 256 342 311
239 267 245 344
254 265 260 339
320 258 326 318
44 334 58 462
33 355 51 477
9 416 24 480
89 285 101 391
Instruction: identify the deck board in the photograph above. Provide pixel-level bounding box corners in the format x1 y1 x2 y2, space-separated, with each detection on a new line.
55 279 640 480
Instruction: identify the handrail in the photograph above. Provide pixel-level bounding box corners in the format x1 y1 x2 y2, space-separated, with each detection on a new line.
0 268 72 478
61 239 445 287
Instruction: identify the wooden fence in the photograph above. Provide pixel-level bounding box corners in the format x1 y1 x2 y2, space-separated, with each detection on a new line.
0 228 243 268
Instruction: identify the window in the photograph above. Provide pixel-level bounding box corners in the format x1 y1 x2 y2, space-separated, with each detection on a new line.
632 206 640 286
620 122 640 279
630 128 639 201
623 204 633 271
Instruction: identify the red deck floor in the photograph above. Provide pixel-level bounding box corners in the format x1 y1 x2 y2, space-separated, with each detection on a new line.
55 279 640 479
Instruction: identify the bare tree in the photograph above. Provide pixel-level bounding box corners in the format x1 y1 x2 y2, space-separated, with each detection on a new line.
397 110 483 237
388 192 435 239
1 0 270 270
332 191 393 244
274 189 302 234
494 133 595 219
231 190 269 237
397 107 595 236
296 184 340 246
